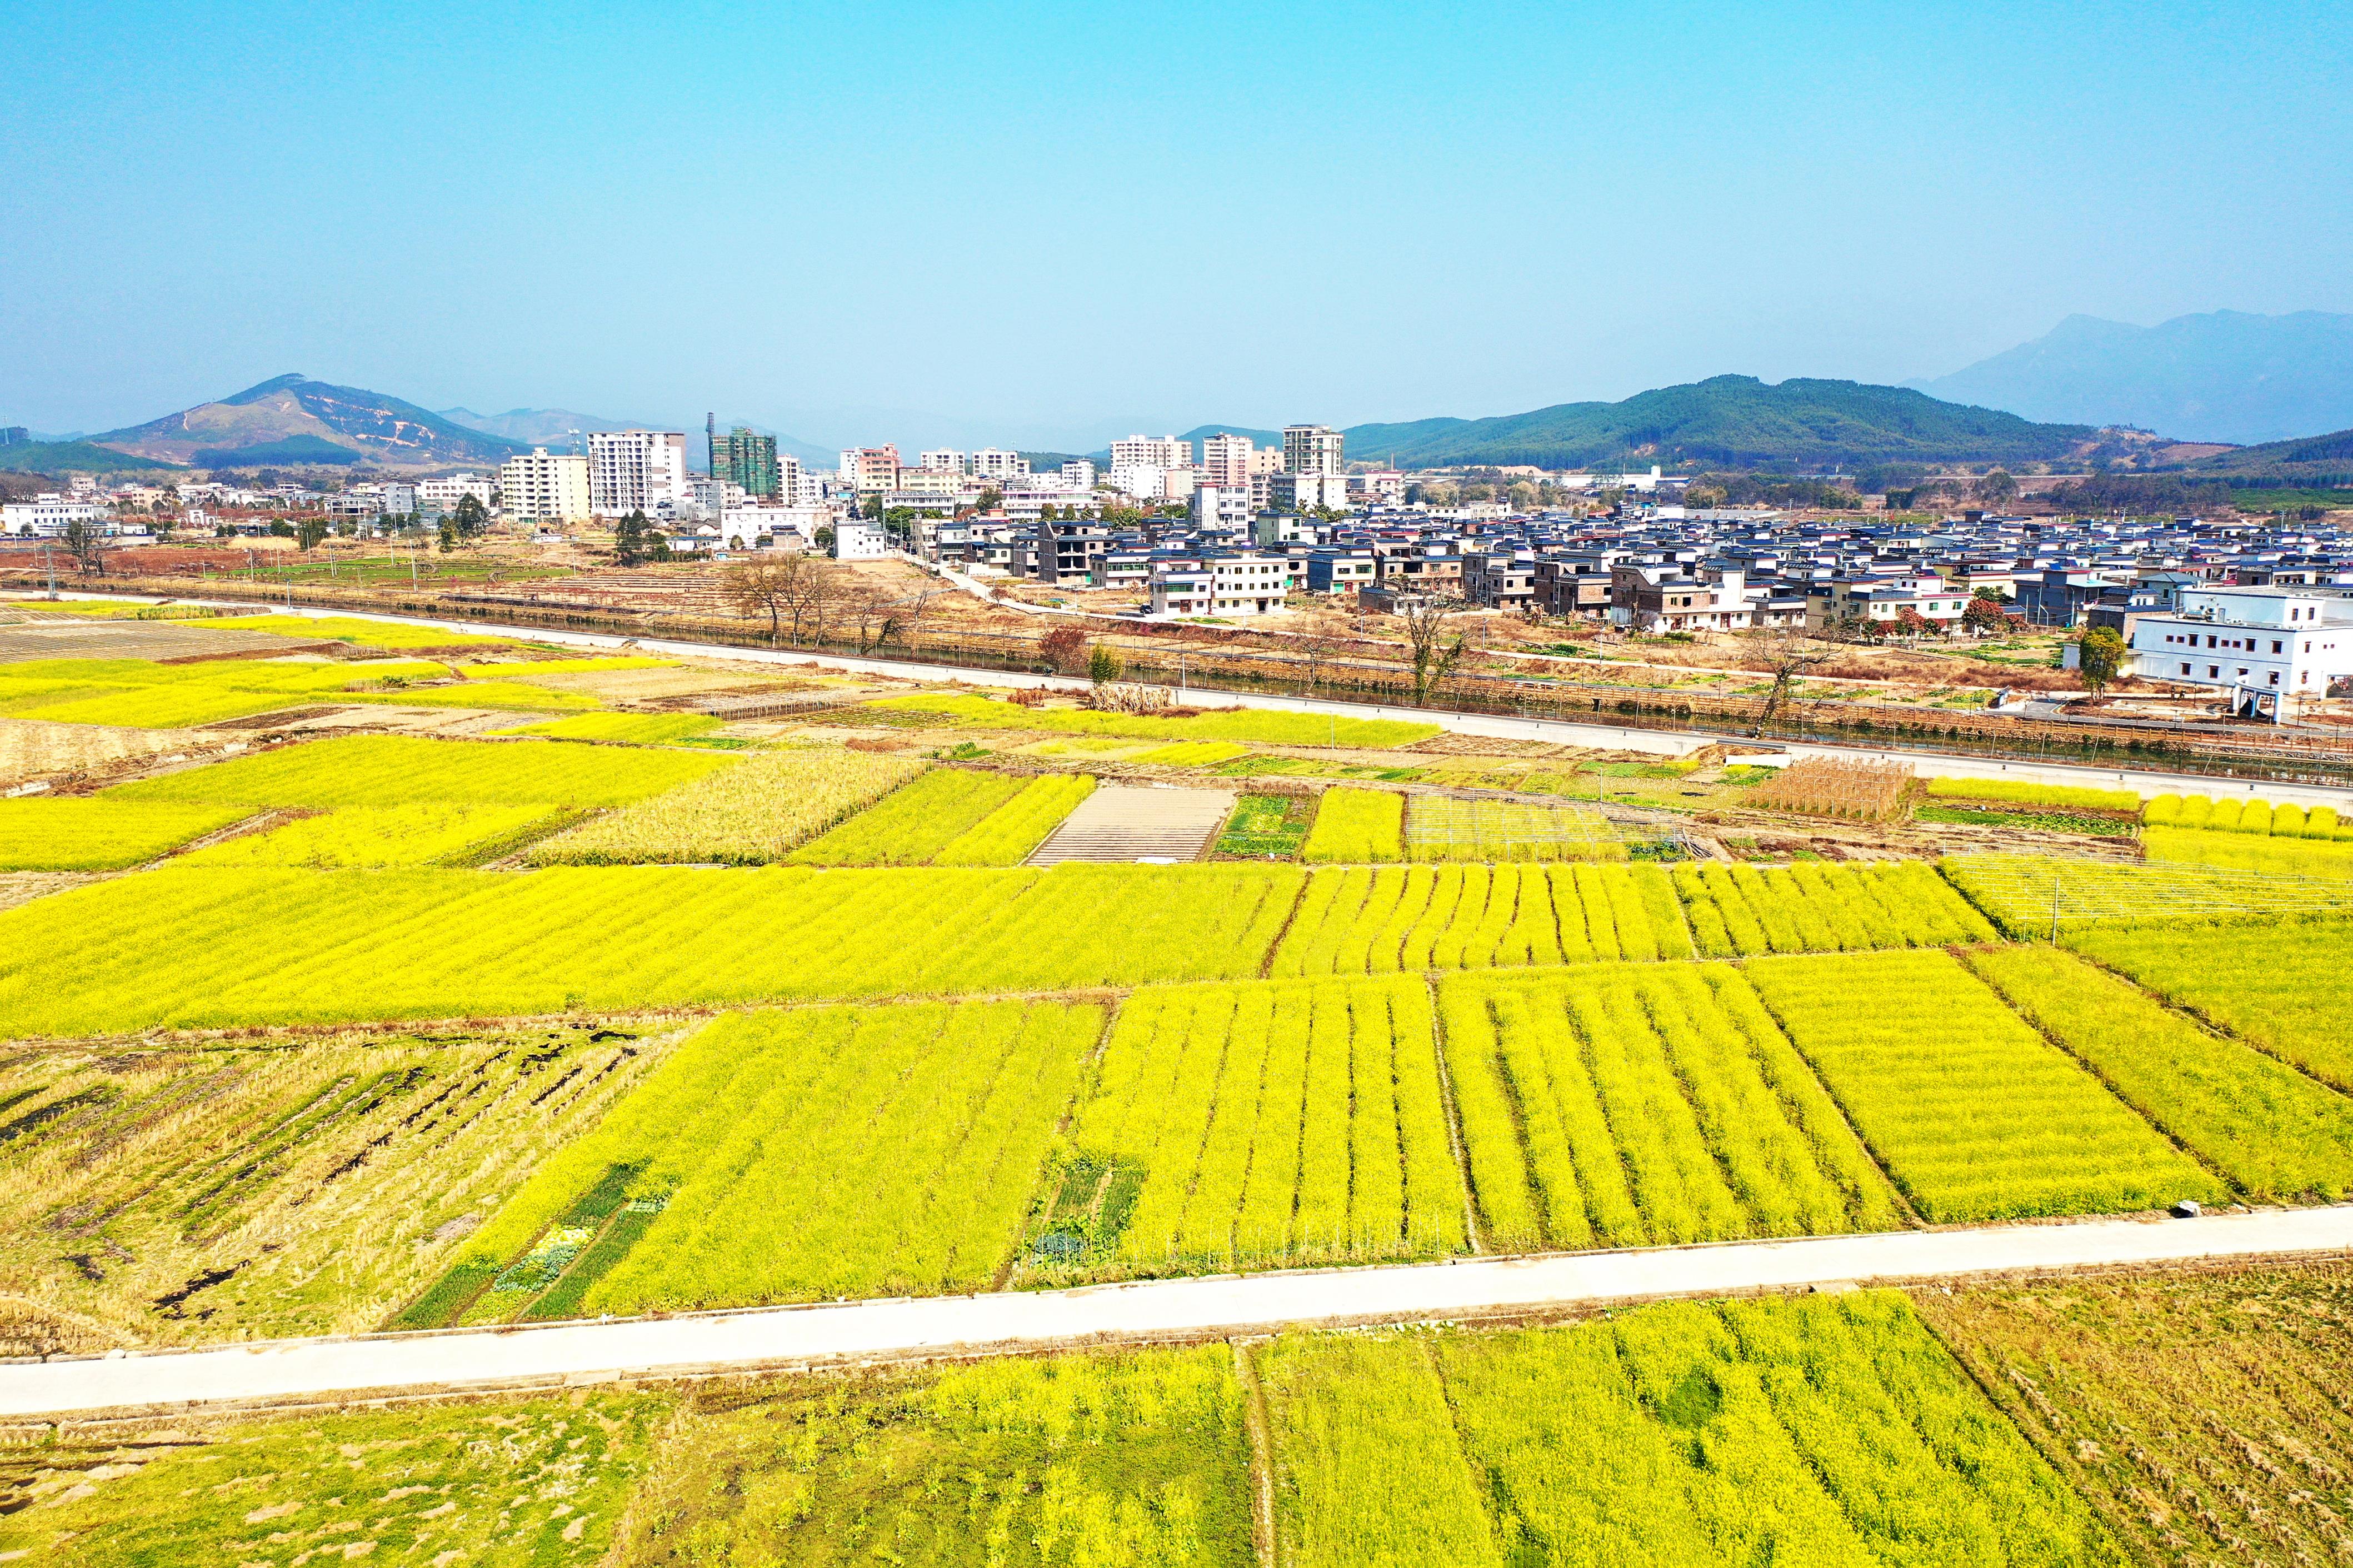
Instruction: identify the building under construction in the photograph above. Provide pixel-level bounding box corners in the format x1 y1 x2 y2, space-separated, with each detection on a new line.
709 420 780 499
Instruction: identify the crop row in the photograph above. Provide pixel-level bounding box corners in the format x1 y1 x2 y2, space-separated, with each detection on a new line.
2065 916 2353 1092
174 803 573 869
2138 822 2353 878
0 798 252 871
0 863 1305 1037
2144 791 2348 837
1927 775 2140 811
1062 976 1465 1273
787 767 1028 864
426 999 1102 1319
1403 796 1630 862
1962 944 2353 1199
1672 859 1997 956
1299 786 1402 862
111 733 732 807
1743 949 2221 1221
0 655 456 729
1271 863 1696 975
1437 964 1900 1252
933 773 1096 865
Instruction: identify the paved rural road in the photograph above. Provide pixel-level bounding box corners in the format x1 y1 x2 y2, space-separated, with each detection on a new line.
40 592 2353 807
7 1206 2347 1419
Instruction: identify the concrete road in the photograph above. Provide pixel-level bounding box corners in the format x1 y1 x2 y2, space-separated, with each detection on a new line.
7 1205 2346 1419
31 592 2353 807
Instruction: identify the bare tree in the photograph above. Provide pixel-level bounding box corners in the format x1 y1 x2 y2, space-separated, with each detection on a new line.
725 551 840 647
842 581 903 655
62 518 107 577
1397 593 1467 706
1293 627 1343 697
1751 630 1835 737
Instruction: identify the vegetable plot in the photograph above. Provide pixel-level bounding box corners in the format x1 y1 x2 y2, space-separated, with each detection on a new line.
0 798 251 871
1257 1293 2116 1568
1271 863 1695 976
1437 964 1899 1253
418 999 1100 1319
0 863 1305 1038
1962 945 2353 1200
1054 976 1465 1273
1744 950 2222 1221
1671 859 1997 957
109 732 732 806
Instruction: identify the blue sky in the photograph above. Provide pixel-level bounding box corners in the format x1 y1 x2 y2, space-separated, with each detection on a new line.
3 0 2348 451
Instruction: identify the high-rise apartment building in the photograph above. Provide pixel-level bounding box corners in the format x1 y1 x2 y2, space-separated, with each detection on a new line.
917 449 968 473
840 446 903 492
711 426 781 499
1200 433 1256 490
1110 434 1192 472
587 430 690 517
971 448 1030 480
498 448 592 523
1283 424 1343 476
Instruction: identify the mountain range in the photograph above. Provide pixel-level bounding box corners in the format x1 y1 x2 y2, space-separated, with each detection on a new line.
1915 310 2353 446
93 374 528 469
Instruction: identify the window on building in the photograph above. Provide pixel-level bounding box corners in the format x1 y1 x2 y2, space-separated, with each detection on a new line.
2181 663 2192 674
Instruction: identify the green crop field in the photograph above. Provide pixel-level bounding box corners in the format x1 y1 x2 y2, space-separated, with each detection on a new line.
0 797 251 870
1257 1293 2117 1567
1745 950 2224 1220
1438 964 1900 1251
1050 975 1465 1274
1271 863 1695 974
413 999 1101 1320
109 732 733 806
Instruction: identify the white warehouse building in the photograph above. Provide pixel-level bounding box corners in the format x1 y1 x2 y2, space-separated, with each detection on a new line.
2129 585 2353 713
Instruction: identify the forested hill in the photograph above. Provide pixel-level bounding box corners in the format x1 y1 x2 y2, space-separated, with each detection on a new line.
1333 377 2101 471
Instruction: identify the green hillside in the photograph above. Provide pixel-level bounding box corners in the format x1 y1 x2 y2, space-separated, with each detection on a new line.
0 440 180 475
1340 376 2099 470
2181 425 2353 482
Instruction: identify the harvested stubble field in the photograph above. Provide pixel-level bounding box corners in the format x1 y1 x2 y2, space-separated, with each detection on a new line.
0 863 1306 1037
1258 1291 2117 1567
527 743 926 865
1917 1261 2353 1568
1745 950 2224 1221
1438 963 1901 1252
0 1019 683 1347
1047 975 1465 1275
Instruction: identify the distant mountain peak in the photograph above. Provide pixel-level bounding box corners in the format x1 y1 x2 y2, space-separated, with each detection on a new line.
1917 310 2353 444
91 377 527 469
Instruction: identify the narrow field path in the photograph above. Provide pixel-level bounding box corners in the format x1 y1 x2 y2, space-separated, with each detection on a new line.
7 1205 2346 1420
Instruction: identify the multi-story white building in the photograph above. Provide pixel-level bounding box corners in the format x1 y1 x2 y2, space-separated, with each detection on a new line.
2131 585 2353 703
970 448 1029 480
2 493 107 536
1108 463 1167 500
831 521 892 560
417 473 493 512
1283 424 1343 476
1199 433 1256 490
1060 459 1097 490
917 449 967 474
1110 434 1191 472
587 430 689 517
839 445 902 493
1148 554 1292 618
1190 485 1253 528
498 448 592 523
